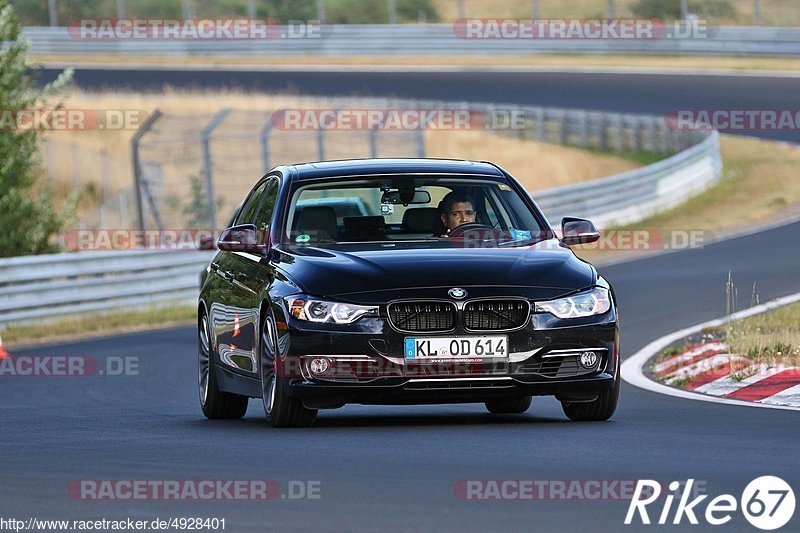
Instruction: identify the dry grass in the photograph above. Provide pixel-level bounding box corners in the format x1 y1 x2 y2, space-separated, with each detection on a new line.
727 302 800 362
0 305 197 349
44 88 641 229
574 135 800 265
33 53 800 72
433 0 800 26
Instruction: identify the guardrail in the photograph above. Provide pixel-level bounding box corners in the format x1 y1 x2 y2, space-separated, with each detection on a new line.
0 250 213 325
23 25 800 57
537 131 721 227
0 105 721 328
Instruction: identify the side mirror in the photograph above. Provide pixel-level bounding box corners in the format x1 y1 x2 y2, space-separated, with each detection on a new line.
217 224 269 254
561 217 600 245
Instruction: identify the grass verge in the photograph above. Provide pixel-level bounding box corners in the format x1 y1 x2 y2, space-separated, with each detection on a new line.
1 305 197 349
32 54 800 73
574 134 800 265
727 302 800 361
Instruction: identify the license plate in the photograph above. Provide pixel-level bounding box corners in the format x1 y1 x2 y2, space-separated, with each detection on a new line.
404 336 507 360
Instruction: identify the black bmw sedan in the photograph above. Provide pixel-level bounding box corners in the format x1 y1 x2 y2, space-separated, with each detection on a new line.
198 159 619 427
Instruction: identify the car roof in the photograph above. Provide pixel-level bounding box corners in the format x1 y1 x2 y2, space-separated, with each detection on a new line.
280 158 505 181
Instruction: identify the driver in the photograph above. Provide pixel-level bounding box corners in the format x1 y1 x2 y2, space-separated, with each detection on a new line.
437 190 477 237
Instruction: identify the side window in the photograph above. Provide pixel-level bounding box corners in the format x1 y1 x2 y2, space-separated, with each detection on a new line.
254 180 279 233
235 181 269 226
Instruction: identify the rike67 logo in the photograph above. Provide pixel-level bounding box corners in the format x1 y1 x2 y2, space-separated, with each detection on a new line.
626 477 795 530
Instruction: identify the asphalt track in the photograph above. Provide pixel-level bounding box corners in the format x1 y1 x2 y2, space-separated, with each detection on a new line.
5 68 799 531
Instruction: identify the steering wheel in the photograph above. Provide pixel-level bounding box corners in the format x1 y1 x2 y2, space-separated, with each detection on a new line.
447 222 496 239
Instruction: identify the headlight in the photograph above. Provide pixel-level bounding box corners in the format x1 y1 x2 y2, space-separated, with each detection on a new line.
284 296 379 324
535 287 611 319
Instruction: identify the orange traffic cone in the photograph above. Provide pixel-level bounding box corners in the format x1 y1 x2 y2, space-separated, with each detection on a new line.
0 333 10 359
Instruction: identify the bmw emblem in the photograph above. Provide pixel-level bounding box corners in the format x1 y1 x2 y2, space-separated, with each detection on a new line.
448 288 467 299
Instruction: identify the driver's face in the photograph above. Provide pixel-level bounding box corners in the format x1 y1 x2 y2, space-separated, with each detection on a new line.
442 201 476 231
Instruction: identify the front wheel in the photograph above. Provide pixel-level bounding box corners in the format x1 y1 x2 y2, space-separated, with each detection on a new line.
260 314 317 428
485 396 532 414
198 312 249 419
561 377 620 421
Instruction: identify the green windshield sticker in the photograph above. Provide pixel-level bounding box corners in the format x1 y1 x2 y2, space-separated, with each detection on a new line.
295 234 311 243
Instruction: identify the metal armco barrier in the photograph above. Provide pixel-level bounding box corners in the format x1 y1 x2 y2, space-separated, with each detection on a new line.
23 25 800 57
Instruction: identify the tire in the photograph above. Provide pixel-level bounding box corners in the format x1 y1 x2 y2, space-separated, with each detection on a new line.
485 396 532 414
561 377 620 421
260 313 317 428
199 312 249 420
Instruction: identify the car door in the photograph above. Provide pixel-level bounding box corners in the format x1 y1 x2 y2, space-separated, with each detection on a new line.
219 177 280 375
210 178 271 375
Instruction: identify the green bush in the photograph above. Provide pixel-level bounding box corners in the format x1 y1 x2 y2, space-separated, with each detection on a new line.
0 0 74 256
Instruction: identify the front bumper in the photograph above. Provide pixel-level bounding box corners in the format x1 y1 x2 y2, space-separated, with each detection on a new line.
277 308 619 406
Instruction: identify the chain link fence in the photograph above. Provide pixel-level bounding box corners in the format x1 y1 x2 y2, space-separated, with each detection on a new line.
38 96 702 233
130 97 698 231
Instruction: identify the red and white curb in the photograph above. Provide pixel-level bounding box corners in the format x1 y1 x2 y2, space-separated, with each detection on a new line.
654 342 800 408
622 291 800 412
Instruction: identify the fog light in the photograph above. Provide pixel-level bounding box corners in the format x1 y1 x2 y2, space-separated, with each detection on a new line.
579 351 598 368
309 357 331 376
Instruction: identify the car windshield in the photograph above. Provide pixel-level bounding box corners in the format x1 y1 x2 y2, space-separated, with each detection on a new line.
284 175 549 247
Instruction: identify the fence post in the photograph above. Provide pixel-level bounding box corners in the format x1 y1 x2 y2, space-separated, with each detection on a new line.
599 114 608 151
42 138 54 183
558 111 568 145
606 0 616 18
387 0 397 23
616 116 625 150
71 143 80 188
579 112 588 147
201 109 232 231
648 117 658 152
536 108 546 141
316 126 326 161
130 109 163 231
369 125 379 158
260 119 273 172
48 0 57 26
633 117 642 152
100 150 110 227
416 128 425 158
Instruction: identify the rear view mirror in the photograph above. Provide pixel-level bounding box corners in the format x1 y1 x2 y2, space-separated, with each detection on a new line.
561 217 600 245
217 224 269 254
381 190 431 205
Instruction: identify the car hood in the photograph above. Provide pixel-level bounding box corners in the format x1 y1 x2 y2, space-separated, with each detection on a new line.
275 239 596 303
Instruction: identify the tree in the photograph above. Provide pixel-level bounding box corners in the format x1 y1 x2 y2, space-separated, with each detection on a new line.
0 0 74 256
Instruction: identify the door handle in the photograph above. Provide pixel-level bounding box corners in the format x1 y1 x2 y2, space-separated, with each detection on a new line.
219 270 235 282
